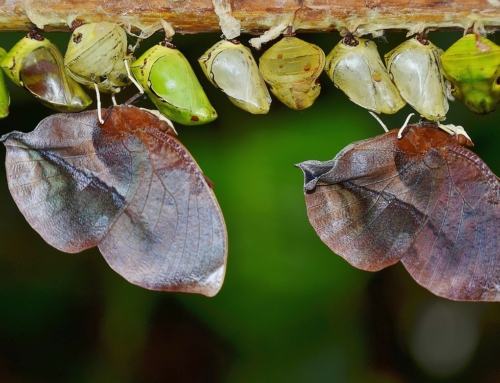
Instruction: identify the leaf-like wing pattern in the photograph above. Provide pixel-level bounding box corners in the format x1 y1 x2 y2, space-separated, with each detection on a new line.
1 105 227 296
298 123 500 301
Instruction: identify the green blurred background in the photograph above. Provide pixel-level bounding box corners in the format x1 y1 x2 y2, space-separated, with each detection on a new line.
1 30 500 383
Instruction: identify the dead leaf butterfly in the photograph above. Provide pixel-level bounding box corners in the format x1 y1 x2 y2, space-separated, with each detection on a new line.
297 122 500 301
1 105 227 296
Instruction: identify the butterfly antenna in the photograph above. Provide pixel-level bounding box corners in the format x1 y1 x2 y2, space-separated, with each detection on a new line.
125 92 146 106
94 83 104 124
397 113 415 139
368 111 388 133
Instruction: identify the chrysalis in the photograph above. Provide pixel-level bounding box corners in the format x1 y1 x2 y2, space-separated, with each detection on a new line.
198 39 271 114
0 30 91 112
0 48 10 118
385 35 449 121
325 35 405 114
1 105 227 296
131 42 217 125
296 121 500 301
440 33 500 114
64 21 131 94
259 36 325 110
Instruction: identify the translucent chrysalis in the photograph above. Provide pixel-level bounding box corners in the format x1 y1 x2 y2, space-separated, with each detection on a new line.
385 34 449 121
1 30 91 112
199 39 271 114
64 21 131 94
325 35 405 114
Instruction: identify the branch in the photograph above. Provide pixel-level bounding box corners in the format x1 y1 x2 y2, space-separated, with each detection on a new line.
1 0 500 34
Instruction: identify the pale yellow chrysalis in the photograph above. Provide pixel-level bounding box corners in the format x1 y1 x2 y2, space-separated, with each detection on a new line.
385 36 449 121
325 36 405 114
64 21 130 94
259 37 325 110
199 40 271 114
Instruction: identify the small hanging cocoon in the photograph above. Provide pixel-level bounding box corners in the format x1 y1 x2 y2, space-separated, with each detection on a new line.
259 36 325 110
198 39 271 114
0 31 91 112
64 21 131 93
440 33 500 114
0 48 10 118
325 35 405 114
385 35 449 121
131 42 217 125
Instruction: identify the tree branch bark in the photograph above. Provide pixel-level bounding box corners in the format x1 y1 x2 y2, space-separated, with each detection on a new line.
0 0 499 34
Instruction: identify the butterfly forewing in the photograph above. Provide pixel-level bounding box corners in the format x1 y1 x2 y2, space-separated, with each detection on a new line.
2 111 133 252
299 131 439 271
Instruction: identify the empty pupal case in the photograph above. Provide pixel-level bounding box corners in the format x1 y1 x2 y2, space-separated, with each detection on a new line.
325 35 405 114
199 39 271 114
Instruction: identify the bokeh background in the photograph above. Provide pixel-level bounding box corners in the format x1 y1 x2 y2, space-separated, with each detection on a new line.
0 29 500 383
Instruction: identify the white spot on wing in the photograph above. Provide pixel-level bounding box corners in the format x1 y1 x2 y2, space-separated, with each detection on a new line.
199 264 226 297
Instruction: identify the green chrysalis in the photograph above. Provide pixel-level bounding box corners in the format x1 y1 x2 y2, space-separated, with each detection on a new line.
131 42 217 125
0 47 10 118
199 39 271 114
440 33 500 114
1 30 91 112
259 36 325 110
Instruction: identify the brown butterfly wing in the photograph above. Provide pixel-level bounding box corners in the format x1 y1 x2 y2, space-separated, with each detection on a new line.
1 106 227 296
402 144 500 301
298 124 500 301
297 130 443 271
97 106 227 296
1 110 134 252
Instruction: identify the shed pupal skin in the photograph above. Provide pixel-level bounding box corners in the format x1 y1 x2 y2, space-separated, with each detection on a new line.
259 36 325 110
385 36 449 121
199 39 271 114
1 30 91 112
325 36 405 114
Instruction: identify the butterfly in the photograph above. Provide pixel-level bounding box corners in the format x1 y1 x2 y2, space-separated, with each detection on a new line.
1 104 227 296
297 122 500 301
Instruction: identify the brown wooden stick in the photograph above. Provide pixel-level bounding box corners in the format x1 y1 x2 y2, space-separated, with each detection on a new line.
1 0 500 34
